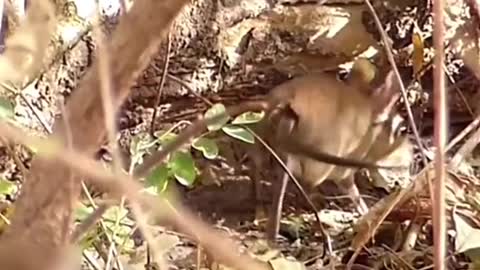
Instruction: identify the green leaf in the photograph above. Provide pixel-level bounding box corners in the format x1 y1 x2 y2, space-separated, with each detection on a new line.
168 151 197 187
154 130 178 145
130 132 155 155
204 103 230 131
0 178 16 196
192 137 219 159
0 98 14 120
232 111 265 125
75 203 95 221
222 125 255 144
103 206 134 228
129 132 158 166
146 164 171 194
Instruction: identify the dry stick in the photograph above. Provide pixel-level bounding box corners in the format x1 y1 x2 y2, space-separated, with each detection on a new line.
0 121 270 270
432 0 448 269
166 73 213 105
150 30 171 135
363 0 428 165
58 99 76 245
93 16 127 270
0 1 191 270
363 0 434 227
449 120 480 167
95 13 169 269
155 76 212 270
60 94 121 269
1 82 52 133
346 2 430 267
445 67 475 117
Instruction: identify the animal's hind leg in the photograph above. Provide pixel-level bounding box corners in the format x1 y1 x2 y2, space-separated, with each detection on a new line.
337 175 368 215
249 153 268 224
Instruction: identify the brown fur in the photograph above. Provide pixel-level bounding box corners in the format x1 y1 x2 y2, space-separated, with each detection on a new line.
249 59 411 241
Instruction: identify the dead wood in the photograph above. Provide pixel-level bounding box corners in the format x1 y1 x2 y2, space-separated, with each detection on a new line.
0 0 189 269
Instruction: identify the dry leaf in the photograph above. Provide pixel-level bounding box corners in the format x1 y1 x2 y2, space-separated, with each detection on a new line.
269 257 306 270
454 211 480 254
411 25 424 79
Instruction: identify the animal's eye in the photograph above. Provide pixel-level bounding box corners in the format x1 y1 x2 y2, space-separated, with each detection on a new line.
394 125 407 137
390 114 407 136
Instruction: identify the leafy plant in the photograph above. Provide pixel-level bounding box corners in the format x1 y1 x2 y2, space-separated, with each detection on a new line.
130 126 199 196
75 203 135 252
203 103 264 144
130 103 265 197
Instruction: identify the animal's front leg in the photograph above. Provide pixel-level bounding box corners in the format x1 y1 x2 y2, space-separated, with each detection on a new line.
337 175 368 215
266 155 292 242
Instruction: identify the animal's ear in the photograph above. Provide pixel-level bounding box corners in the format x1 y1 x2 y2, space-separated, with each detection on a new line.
347 58 377 91
269 105 298 140
370 70 402 123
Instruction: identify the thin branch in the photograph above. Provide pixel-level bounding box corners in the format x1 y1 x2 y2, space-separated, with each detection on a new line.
1 82 52 133
150 30 172 135
432 0 448 268
92 12 126 270
363 0 428 165
167 73 213 106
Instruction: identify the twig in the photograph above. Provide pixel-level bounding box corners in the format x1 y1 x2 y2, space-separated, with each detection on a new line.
150 30 172 135
447 117 480 151
449 117 480 166
432 0 448 268
92 12 126 270
83 251 102 270
58 97 76 243
60 87 124 270
363 0 428 165
166 73 213 106
1 82 52 133
71 202 110 242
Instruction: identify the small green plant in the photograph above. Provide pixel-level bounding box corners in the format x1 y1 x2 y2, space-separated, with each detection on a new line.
131 103 264 197
0 178 17 199
75 203 136 253
205 103 264 144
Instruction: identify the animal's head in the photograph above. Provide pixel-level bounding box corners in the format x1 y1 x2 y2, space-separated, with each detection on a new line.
365 69 409 161
347 58 402 124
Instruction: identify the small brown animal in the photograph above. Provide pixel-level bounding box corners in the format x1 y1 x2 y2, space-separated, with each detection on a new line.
249 58 409 240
